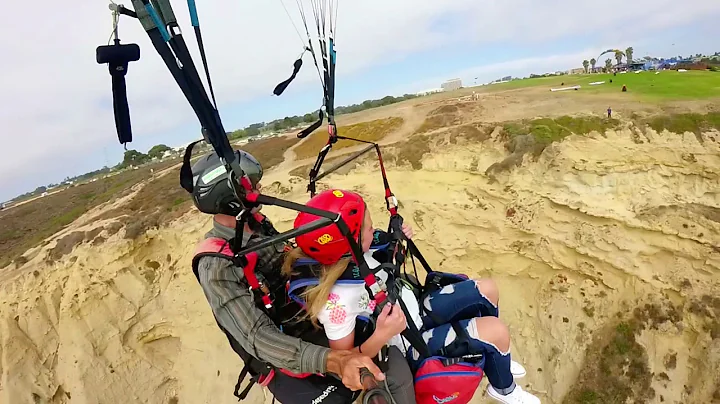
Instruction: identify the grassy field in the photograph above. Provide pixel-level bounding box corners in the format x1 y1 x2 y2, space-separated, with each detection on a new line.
479 70 720 100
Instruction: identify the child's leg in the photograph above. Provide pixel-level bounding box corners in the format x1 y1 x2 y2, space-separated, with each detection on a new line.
421 279 499 329
381 346 417 404
408 317 515 391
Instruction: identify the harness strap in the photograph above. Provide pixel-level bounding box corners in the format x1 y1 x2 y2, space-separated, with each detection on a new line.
406 239 434 274
236 379 255 401
231 211 275 312
234 364 251 400
437 321 483 366
395 287 432 359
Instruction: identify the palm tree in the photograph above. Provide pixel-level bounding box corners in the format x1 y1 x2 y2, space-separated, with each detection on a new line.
615 50 623 66
583 59 590 74
625 47 634 64
605 58 613 72
590 58 597 73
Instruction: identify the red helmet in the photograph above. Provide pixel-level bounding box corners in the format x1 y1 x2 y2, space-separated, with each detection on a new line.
294 189 366 265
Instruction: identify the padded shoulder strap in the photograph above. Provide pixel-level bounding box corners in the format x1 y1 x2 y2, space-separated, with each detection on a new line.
191 237 235 279
194 237 234 257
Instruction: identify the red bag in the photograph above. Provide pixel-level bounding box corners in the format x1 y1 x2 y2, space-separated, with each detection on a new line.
413 356 485 404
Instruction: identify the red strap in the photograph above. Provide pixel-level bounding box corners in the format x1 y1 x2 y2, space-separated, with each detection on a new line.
364 274 386 303
196 238 273 309
243 252 260 289
194 237 233 257
245 189 260 203
374 291 387 304
242 253 274 309
279 368 319 379
258 369 275 386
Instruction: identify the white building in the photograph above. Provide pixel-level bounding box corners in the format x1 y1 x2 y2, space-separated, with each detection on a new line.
441 78 462 92
416 88 443 96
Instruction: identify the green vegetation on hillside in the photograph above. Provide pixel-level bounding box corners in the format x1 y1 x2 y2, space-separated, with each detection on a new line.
564 300 690 404
503 116 622 144
563 320 652 404
645 112 720 135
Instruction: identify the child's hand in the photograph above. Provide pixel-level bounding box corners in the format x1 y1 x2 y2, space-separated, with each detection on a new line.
375 303 407 339
401 223 414 240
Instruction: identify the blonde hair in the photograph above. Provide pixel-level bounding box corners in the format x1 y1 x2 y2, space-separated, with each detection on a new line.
282 248 351 327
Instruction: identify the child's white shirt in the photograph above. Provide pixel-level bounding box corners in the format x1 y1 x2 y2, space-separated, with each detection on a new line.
316 251 423 354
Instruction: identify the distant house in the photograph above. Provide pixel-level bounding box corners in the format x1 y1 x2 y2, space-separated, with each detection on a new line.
628 61 646 71
642 59 661 70
441 78 462 92
568 67 585 75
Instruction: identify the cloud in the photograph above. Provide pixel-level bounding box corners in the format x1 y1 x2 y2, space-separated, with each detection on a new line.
1 0 718 200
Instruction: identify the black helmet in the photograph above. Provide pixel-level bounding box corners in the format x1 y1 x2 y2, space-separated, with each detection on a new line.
184 148 263 215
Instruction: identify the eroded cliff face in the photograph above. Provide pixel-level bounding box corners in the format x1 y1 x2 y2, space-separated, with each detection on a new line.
1 126 718 404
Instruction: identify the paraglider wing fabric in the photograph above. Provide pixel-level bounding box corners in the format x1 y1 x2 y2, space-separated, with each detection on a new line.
150 0 176 25
132 0 161 33
273 58 304 96
597 48 625 61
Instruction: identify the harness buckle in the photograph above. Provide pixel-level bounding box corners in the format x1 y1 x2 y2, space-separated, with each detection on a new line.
386 195 398 209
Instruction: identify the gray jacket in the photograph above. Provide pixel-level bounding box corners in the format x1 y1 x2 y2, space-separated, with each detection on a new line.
195 220 329 374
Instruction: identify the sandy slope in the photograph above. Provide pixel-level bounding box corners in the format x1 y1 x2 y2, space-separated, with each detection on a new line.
1 101 719 404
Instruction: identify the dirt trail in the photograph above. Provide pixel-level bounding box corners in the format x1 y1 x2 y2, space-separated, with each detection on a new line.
2 89 719 404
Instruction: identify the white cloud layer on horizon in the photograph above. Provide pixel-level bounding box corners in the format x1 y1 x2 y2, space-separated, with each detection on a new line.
1 0 718 200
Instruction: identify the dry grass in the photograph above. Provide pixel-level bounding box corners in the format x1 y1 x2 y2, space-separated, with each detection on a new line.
293 117 404 160
95 166 193 240
288 156 349 179
448 124 494 144
0 137 298 265
416 105 464 133
387 134 432 170
0 160 181 267
564 299 694 404
239 136 301 169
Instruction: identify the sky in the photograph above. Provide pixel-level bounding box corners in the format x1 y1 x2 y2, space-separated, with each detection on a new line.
1 0 719 202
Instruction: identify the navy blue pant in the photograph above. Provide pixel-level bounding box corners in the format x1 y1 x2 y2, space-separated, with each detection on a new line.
408 280 515 391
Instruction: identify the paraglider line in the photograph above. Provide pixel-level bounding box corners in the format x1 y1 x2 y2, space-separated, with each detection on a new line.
278 0 307 47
